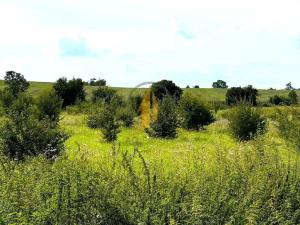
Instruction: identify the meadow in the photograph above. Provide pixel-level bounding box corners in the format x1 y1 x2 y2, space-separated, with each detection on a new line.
0 81 299 224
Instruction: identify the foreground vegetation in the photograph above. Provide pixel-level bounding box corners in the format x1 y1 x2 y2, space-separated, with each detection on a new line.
0 74 299 224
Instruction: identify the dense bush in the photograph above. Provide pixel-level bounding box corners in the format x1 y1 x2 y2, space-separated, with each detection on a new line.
0 88 14 111
269 90 298 106
89 78 106 86
179 93 214 130
151 80 182 102
128 94 143 115
91 86 124 106
0 94 66 160
37 90 63 125
226 85 258 106
53 77 86 107
4 71 30 97
116 106 135 127
228 104 266 141
146 95 178 138
275 107 300 151
288 90 298 105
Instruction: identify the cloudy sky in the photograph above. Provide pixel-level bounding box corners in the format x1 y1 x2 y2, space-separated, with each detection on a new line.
0 0 300 88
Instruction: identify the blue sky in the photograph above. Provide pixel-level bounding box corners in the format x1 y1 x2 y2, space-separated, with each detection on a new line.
0 0 300 88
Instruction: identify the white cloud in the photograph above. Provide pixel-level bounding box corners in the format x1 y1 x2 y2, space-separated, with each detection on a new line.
0 0 300 88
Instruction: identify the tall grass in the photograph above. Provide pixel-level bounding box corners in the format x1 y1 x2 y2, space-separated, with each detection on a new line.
0 135 299 224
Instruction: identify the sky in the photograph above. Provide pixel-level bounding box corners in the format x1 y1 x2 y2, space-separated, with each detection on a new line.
0 0 300 88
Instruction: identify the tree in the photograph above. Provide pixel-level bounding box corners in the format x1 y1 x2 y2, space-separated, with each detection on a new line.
179 93 214 130
89 78 106 86
146 95 178 138
288 90 298 105
286 82 294 90
91 86 122 104
226 85 258 106
228 104 266 141
37 90 63 125
53 77 86 107
212 80 228 88
151 80 182 102
194 85 200 88
186 85 190 88
4 71 30 97
0 93 66 160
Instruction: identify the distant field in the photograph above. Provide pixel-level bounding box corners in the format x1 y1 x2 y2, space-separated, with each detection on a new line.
0 80 299 102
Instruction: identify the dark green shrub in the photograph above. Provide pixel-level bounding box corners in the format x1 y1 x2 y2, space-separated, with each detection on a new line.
92 86 123 105
228 104 266 141
0 94 66 160
269 95 288 105
146 95 178 138
226 85 258 106
37 90 63 125
288 90 298 105
0 88 14 111
100 106 120 142
116 106 135 127
53 77 86 107
151 80 182 102
128 94 143 115
179 93 214 130
4 71 30 97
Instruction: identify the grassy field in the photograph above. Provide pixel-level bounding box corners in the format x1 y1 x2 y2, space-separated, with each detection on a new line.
0 80 300 224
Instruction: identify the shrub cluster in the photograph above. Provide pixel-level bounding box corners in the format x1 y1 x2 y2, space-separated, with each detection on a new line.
226 85 258 106
146 95 179 138
228 104 267 141
179 93 214 130
151 80 183 102
53 77 86 107
269 90 298 105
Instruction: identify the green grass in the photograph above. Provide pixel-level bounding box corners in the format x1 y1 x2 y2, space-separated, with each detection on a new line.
1 80 299 102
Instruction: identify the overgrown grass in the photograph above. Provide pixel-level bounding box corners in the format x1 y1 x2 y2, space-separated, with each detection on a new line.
0 108 299 224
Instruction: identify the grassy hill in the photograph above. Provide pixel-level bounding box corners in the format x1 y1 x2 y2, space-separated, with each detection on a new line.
0 80 299 102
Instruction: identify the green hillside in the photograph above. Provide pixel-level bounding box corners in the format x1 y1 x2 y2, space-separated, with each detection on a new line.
0 80 299 102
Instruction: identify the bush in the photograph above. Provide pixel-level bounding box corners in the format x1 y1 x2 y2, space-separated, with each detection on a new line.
146 95 178 138
0 88 14 111
116 106 135 127
100 106 120 142
288 90 298 105
0 94 66 160
92 87 123 105
226 85 258 106
151 80 182 102
228 104 266 141
275 107 300 151
37 90 63 125
179 93 214 130
4 71 30 97
53 77 86 107
269 95 288 105
128 94 143 115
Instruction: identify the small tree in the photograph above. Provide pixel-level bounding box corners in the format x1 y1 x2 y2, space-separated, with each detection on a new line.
4 71 30 97
194 85 200 88
151 80 182 102
0 93 66 160
226 85 258 106
228 104 266 141
146 95 178 138
92 87 122 104
179 93 214 130
37 90 63 125
288 90 298 105
53 77 85 107
286 82 294 90
98 104 120 142
212 80 228 88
